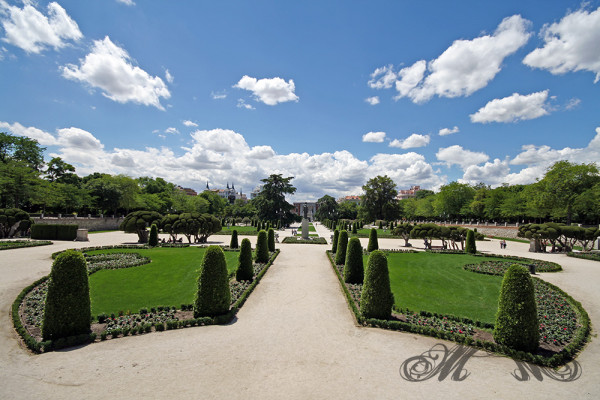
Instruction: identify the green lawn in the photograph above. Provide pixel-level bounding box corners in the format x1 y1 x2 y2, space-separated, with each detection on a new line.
373 252 505 324
352 228 395 237
88 247 239 315
218 225 258 234
297 223 316 232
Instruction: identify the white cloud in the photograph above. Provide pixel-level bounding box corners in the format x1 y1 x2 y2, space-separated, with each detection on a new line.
460 159 511 186
439 126 459 136
165 69 174 84
165 127 179 135
436 145 489 169
211 91 227 100
0 1 82 54
362 131 386 143
234 75 298 105
0 121 57 146
523 7 600 83
236 99 255 110
365 96 380 105
56 127 103 150
565 98 581 110
371 15 531 103
116 0 136 6
368 65 397 89
182 120 198 127
248 145 275 159
470 90 550 123
61 36 171 110
389 133 430 149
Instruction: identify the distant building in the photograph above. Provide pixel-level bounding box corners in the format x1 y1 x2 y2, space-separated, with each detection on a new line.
396 185 421 200
209 182 246 204
337 195 361 205
177 186 198 196
250 185 263 200
292 202 318 221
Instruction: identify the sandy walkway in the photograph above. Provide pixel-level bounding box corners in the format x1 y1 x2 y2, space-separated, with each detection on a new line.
1 231 599 399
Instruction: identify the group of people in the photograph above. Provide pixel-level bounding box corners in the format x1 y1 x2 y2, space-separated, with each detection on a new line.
499 239 507 249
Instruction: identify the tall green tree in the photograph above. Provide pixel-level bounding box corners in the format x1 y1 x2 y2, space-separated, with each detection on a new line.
253 174 297 226
434 182 475 220
360 175 398 222
315 194 338 221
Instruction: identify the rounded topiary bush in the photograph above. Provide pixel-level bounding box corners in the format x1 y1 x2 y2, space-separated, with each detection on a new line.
42 250 91 341
360 250 394 320
367 228 378 252
344 237 364 284
230 229 239 249
149 223 159 247
255 230 270 263
268 228 275 252
331 229 339 254
236 238 253 281
465 230 476 254
493 264 539 352
194 245 231 317
335 230 349 265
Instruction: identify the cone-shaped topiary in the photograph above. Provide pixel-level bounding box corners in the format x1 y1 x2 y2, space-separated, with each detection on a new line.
268 228 276 252
352 222 357 234
344 237 364 284
378 220 383 229
360 250 394 319
465 230 476 254
255 230 270 263
367 228 379 252
335 230 349 265
493 264 539 352
236 238 254 281
332 229 339 253
230 229 239 249
42 250 91 341
194 246 231 317
149 223 159 247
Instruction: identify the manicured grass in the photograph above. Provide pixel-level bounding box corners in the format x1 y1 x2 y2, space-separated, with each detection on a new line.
218 225 258 235
88 247 239 315
297 223 316 232
352 228 395 238
375 252 506 324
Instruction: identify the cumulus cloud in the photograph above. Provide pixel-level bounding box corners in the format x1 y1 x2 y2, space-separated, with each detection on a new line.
165 127 179 134
182 120 198 127
362 131 386 143
436 145 489 169
370 15 531 103
0 121 57 145
365 96 380 105
389 133 430 149
523 7 600 83
460 159 511 186
234 75 298 105
439 126 459 136
61 36 171 109
0 1 82 54
470 90 550 123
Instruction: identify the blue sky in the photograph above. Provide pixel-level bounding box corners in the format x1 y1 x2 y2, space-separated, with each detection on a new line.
1 0 599 200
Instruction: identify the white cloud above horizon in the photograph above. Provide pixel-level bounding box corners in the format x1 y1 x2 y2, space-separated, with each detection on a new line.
523 6 600 83
470 90 551 123
116 0 136 6
365 96 380 105
234 75 298 106
436 145 490 169
389 133 430 149
183 120 198 127
0 1 82 54
362 131 386 143
61 36 171 110
439 126 459 136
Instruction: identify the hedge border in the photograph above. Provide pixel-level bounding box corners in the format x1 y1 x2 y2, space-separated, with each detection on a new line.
426 249 563 272
0 240 52 250
567 252 600 262
13 248 279 353
281 237 327 244
326 250 589 367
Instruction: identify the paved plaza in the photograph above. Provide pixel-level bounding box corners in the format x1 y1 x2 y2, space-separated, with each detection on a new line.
1 227 599 399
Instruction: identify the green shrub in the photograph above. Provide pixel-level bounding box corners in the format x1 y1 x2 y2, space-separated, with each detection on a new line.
344 237 364 284
465 230 476 254
230 230 239 249
42 250 91 341
493 264 539 352
236 238 254 281
31 224 78 240
255 230 270 263
352 223 357 234
268 228 275 252
360 250 394 319
194 246 231 317
149 224 159 247
367 228 378 252
335 230 349 265
0 208 31 238
332 229 339 253
121 210 163 243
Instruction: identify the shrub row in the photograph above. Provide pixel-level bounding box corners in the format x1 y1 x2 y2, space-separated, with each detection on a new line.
0 240 52 250
567 252 600 262
31 224 78 241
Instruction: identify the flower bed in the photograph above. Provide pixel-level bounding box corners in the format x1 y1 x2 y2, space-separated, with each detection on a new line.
282 236 327 244
463 260 560 275
0 240 52 250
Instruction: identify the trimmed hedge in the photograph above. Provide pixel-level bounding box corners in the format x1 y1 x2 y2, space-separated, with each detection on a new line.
331 229 339 253
367 228 378 252
360 250 394 319
0 240 52 250
465 230 476 254
255 230 270 263
268 228 275 252
31 224 78 241
335 230 348 265
493 264 540 352
42 250 91 341
567 252 600 262
149 224 159 247
344 237 364 284
236 238 253 281
230 230 239 249
194 246 231 317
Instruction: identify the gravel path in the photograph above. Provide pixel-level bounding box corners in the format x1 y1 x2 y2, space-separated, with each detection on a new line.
1 231 599 399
